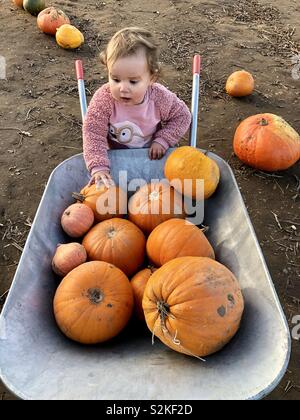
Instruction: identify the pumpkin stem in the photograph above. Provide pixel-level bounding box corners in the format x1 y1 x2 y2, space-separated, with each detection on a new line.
107 228 116 238
199 224 209 233
149 190 160 201
147 264 156 274
72 192 85 202
156 300 206 361
87 288 103 305
259 118 269 126
157 300 170 322
157 300 176 330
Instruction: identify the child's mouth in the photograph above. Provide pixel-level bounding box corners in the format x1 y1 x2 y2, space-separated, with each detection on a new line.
120 97 131 103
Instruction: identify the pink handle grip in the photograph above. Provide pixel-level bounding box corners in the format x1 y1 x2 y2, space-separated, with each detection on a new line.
193 55 201 75
75 60 84 80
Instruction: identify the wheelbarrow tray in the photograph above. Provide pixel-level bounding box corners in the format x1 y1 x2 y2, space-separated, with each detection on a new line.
0 149 291 400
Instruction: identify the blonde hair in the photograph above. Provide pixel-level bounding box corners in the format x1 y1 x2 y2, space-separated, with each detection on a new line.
100 27 161 78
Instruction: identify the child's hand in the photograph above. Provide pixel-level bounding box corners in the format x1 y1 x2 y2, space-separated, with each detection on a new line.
149 142 166 160
90 171 115 189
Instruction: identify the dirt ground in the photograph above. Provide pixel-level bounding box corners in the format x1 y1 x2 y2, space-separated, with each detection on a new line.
0 0 299 400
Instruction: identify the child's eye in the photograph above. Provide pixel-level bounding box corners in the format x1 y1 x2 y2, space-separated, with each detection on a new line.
130 80 138 85
112 78 120 83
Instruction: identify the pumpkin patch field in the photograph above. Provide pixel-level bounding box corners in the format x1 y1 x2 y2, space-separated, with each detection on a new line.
0 0 300 400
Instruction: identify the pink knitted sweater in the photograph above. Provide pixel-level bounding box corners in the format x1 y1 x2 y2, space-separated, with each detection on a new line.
83 82 191 174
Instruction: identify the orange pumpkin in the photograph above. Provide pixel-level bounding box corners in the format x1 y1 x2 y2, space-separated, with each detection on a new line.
233 113 300 171
128 181 185 235
52 243 87 277
61 203 94 238
37 7 70 36
12 0 24 7
72 183 127 223
82 218 146 276
164 146 220 200
131 267 156 321
53 261 134 344
146 218 215 267
225 70 254 97
143 256 244 357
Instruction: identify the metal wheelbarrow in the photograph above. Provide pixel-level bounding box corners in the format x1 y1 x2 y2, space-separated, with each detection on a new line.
0 57 291 400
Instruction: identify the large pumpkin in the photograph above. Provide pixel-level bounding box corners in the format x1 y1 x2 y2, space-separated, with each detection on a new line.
131 267 156 321
82 218 146 277
164 146 220 200
128 181 185 235
233 113 300 171
146 218 215 267
225 70 254 97
37 7 70 36
23 0 46 16
72 183 127 223
143 256 244 357
53 261 134 344
56 24 84 49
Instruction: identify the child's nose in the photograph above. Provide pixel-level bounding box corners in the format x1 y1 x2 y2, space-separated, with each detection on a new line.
120 82 129 93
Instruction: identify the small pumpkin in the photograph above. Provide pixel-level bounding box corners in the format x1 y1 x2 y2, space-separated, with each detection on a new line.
131 267 156 321
143 256 244 357
37 7 70 36
61 203 94 238
52 243 87 277
56 24 84 49
146 218 215 267
82 218 146 277
128 181 185 235
72 183 127 223
225 70 254 97
233 113 300 171
164 146 220 200
23 0 46 16
53 261 134 344
12 0 24 7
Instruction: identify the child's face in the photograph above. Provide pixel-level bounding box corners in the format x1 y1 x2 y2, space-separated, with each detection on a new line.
108 49 154 106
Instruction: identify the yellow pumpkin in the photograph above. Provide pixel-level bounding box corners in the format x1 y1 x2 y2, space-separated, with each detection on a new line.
56 24 84 49
164 146 220 200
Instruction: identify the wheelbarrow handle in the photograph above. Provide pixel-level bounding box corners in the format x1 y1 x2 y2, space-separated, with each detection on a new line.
75 60 87 122
189 54 201 148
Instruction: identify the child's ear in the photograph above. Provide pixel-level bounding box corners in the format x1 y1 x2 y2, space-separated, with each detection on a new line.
150 72 158 84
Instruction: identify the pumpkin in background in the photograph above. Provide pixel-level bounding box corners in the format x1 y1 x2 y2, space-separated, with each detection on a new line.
72 183 127 223
12 0 24 7
23 0 46 15
37 7 70 36
128 181 185 235
143 256 244 357
53 261 134 344
52 243 87 277
82 218 146 277
61 203 94 238
56 24 84 49
131 267 156 321
146 218 215 267
164 146 220 200
233 113 300 171
225 70 254 97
